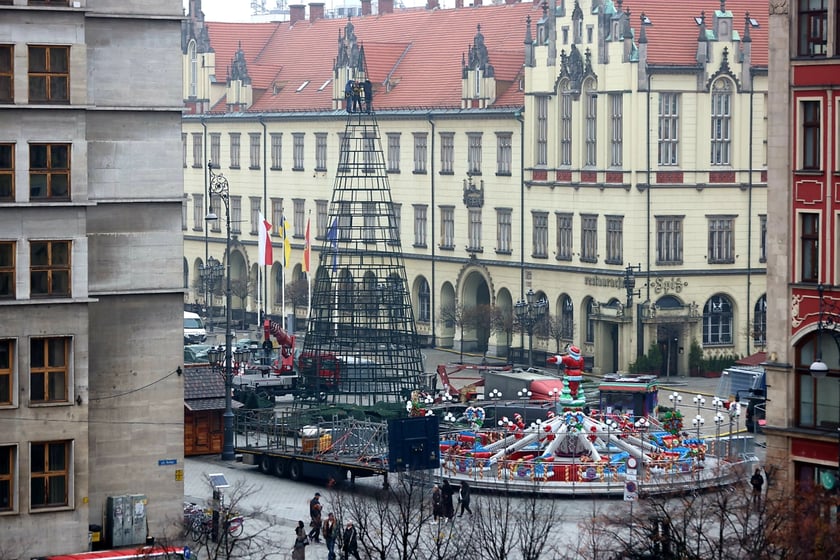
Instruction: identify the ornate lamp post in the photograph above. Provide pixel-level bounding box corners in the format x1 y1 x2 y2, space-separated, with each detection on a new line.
199 256 223 333
514 288 547 367
207 162 236 461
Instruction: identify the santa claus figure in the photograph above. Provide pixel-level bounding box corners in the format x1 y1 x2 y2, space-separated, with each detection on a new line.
547 345 584 399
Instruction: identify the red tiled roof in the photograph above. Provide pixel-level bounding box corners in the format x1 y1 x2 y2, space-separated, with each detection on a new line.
201 0 767 112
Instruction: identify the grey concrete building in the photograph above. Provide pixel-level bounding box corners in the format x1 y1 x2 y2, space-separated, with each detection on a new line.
1 1 185 555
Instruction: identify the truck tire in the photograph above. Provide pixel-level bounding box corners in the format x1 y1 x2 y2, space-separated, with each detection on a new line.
259 455 272 474
289 460 303 481
273 458 288 478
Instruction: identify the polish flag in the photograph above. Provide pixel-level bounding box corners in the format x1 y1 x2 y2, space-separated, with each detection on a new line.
303 217 311 273
258 213 273 266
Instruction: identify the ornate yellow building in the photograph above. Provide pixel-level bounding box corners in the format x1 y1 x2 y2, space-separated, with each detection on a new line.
182 0 768 375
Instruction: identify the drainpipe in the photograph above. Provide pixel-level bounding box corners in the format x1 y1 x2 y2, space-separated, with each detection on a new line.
202 117 209 318
640 73 651 361
746 78 754 356
260 116 269 312
517 109 525 361
428 113 436 346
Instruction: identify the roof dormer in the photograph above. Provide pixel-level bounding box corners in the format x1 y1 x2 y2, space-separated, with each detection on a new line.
462 24 497 108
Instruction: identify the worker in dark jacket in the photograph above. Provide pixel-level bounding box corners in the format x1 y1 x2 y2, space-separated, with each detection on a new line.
341 521 360 560
362 79 373 112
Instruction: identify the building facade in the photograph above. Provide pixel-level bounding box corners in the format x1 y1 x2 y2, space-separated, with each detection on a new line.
765 0 840 491
183 0 768 377
1 0 185 554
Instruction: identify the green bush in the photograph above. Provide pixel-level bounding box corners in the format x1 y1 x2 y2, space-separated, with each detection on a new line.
700 353 739 374
629 343 664 374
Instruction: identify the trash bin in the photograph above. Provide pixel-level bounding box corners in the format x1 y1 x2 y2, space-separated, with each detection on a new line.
88 524 103 551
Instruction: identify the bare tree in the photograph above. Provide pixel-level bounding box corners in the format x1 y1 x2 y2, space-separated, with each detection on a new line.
490 305 514 360
284 276 309 311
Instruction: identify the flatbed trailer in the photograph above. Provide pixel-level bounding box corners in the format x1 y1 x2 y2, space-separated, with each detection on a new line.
233 409 390 486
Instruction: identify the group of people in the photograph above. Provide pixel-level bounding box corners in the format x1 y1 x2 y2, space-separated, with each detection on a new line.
432 479 472 522
344 79 373 113
293 492 360 560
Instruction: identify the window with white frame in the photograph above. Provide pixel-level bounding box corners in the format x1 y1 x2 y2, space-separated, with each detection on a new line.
387 133 400 173
536 96 548 166
656 216 683 265
0 443 14 511
249 197 261 235
440 133 454 174
532 211 548 258
556 213 572 261
467 133 482 175
0 242 12 300
413 204 427 247
496 132 512 175
707 215 735 264
468 208 482 252
315 133 327 171
192 193 204 231
210 133 221 169
584 84 597 166
229 133 240 168
605 215 623 264
270 133 282 169
316 200 328 239
560 93 573 166
249 133 261 169
580 214 598 262
210 195 221 232
293 199 305 237
710 79 732 165
30 240 70 298
292 133 304 170
30 440 70 508
497 208 512 254
271 198 283 236
801 213 819 283
609 93 623 166
440 206 455 250
30 337 69 403
801 100 821 170
192 133 203 168
413 133 427 174
658 93 679 165
231 196 241 234
0 339 13 407
702 294 733 345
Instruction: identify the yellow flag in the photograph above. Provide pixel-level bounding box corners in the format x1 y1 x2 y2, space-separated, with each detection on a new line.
283 218 292 268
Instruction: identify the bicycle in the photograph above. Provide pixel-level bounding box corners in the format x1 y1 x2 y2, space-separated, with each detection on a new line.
186 503 244 542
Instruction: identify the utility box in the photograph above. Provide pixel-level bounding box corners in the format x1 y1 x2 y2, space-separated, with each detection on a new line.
105 494 147 547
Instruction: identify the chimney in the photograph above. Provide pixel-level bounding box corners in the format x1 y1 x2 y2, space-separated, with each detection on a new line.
380 0 394 13
472 0 482 5
455 0 462 7
309 2 325 22
361 0 372 15
289 4 305 24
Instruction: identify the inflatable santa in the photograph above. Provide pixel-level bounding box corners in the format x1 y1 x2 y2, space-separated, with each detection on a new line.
547 345 584 400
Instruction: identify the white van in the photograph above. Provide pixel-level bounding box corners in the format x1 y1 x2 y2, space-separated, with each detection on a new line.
184 311 207 344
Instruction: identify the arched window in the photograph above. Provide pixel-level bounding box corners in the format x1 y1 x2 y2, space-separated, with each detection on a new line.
560 294 574 340
585 298 595 343
188 40 198 98
710 78 732 166
753 295 767 345
703 294 733 345
183 258 189 290
418 277 430 322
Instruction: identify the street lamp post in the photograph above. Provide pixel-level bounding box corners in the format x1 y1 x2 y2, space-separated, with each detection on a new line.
692 394 706 439
488 388 502 425
207 161 236 461
514 288 547 367
199 256 223 333
712 397 725 457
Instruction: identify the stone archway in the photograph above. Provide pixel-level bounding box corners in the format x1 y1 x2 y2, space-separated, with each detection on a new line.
459 269 491 354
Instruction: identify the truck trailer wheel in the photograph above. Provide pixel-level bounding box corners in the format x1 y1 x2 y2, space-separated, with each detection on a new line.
273 458 288 478
289 460 303 481
259 455 272 474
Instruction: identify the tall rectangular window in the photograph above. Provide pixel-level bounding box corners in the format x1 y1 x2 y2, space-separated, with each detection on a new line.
210 195 221 232
609 93 623 166
271 198 283 236
363 133 376 173
294 199 305 237
497 208 512 254
192 132 203 168
0 143 13 201
387 133 400 173
556 213 573 261
802 100 821 170
28 45 69 103
467 133 482 175
413 204 427 247
0 339 11 405
270 133 282 170
30 240 70 297
316 200 328 239
580 214 598 262
229 133 240 169
30 441 70 508
536 96 548 166
293 133 304 170
708 216 735 264
249 133 261 169
658 93 679 165
584 89 597 166
0 242 13 299
801 213 819 283
210 133 220 169
560 94 573 166
656 216 684 265
0 45 12 103
337 133 350 172
315 133 327 171
759 214 767 263
468 208 482 252
413 133 427 174
0 444 14 512
532 211 548 258
605 216 623 264
363 201 375 244
230 196 241 234
30 337 69 403
440 206 455 250
192 193 204 232
181 196 188 231
798 0 828 56
496 132 512 175
182 133 187 168
710 80 732 165
30 143 70 200
440 133 454 174
249 197 261 235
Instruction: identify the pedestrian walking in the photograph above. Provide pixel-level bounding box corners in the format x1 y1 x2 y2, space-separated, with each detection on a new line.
441 479 456 520
323 512 340 560
750 467 764 507
293 520 309 560
458 480 472 516
308 492 323 543
431 484 443 522
341 521 361 560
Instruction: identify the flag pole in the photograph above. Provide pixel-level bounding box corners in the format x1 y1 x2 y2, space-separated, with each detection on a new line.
281 220 286 331
305 211 312 321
